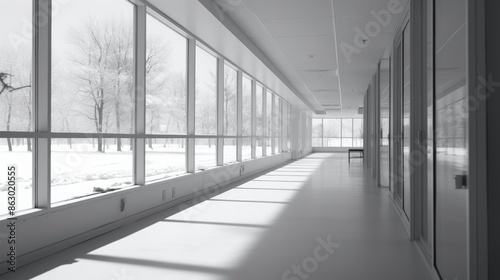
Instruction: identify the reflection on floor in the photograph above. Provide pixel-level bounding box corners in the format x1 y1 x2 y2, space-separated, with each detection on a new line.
9 153 431 280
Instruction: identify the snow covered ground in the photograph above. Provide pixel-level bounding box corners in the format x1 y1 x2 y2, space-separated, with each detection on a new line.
0 141 257 216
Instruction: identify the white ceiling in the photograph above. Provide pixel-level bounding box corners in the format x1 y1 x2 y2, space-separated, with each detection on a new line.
200 0 408 117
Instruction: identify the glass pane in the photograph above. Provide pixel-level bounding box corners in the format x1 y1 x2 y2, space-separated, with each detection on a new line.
52 0 135 134
145 138 185 182
255 85 263 136
223 138 237 164
146 14 187 134
51 138 133 203
195 46 217 135
242 76 252 136
353 119 363 138
423 0 434 247
380 59 391 187
312 119 323 147
223 64 237 136
353 138 363 148
195 138 216 171
0 0 32 132
266 90 273 138
324 138 341 147
242 138 251 161
0 138 33 215
403 23 411 218
341 119 353 138
255 137 263 158
342 138 353 147
265 137 272 156
274 96 280 153
323 119 341 138
435 0 468 276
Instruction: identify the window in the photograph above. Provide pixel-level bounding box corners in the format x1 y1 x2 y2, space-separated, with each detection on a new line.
222 64 237 164
0 0 33 133
274 95 280 154
51 0 135 203
223 64 237 136
353 119 364 147
195 138 216 171
0 139 33 215
266 90 273 155
323 119 341 147
341 119 353 147
146 14 187 135
0 0 33 214
195 46 217 135
223 138 237 164
242 138 252 161
52 0 135 134
312 118 363 147
242 76 252 136
145 139 186 182
51 138 133 203
255 84 263 136
255 84 264 158
312 119 323 146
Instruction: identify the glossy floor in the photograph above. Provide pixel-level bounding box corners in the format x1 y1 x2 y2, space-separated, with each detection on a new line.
8 153 432 280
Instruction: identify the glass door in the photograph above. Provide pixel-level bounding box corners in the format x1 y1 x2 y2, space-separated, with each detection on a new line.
434 0 468 278
402 22 411 219
380 60 390 187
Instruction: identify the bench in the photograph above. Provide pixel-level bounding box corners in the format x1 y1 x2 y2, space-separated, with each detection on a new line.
348 149 364 163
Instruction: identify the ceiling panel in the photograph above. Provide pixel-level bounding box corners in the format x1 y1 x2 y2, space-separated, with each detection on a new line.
261 17 334 37
244 0 333 20
273 35 336 51
282 49 337 71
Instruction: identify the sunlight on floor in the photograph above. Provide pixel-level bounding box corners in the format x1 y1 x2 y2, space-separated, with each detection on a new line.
33 158 326 280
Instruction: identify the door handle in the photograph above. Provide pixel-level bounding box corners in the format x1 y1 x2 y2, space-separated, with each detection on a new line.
455 175 467 190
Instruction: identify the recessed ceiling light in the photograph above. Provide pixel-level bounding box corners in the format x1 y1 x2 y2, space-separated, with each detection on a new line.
309 54 316 59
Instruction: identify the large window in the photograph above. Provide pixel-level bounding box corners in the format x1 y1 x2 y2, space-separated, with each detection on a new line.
51 0 135 202
312 118 363 148
223 64 237 164
146 14 187 135
0 0 293 213
255 84 264 158
195 46 217 136
0 0 33 214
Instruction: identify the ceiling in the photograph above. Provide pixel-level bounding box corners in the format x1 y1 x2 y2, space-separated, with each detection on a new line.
200 0 408 117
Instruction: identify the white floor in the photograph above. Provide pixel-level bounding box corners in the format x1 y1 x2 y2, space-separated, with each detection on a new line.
8 153 432 280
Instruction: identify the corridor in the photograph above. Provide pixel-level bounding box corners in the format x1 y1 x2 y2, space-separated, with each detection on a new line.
11 154 431 280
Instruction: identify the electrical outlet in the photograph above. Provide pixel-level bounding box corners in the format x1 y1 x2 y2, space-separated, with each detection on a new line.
172 187 176 199
162 190 167 201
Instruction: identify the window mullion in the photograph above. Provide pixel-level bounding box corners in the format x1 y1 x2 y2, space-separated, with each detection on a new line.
236 71 243 162
187 39 196 173
33 0 51 209
133 3 147 186
216 58 224 166
251 80 256 159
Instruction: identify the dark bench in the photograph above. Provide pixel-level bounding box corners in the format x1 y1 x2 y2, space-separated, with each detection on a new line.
348 149 364 163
